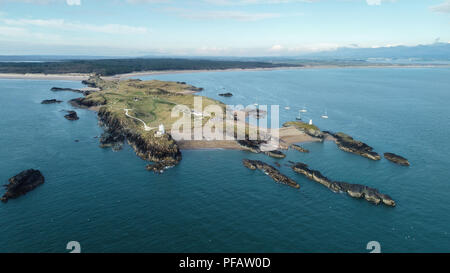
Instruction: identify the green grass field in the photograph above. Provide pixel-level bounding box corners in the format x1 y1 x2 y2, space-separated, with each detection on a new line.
84 77 225 134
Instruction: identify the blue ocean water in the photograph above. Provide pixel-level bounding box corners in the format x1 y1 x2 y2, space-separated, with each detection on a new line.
1 68 449 253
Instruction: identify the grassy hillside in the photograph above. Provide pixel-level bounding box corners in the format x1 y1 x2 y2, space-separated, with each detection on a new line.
83 77 225 133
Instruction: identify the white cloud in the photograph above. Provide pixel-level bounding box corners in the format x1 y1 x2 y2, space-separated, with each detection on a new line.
269 44 283 51
186 10 281 21
430 1 450 13
0 0 81 5
164 7 285 21
203 0 317 5
1 18 148 34
366 0 381 5
66 0 81 5
366 0 395 6
126 0 170 3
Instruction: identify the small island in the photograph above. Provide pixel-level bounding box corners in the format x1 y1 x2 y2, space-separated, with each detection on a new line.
290 162 395 207
384 153 410 166
64 110 79 121
41 99 62 104
66 75 324 170
291 144 309 153
48 74 406 208
218 92 233 97
2 169 45 203
243 159 300 189
265 150 286 159
329 132 381 160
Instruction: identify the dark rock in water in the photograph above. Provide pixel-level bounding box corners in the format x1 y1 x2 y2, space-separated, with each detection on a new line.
74 140 80 143
274 162 281 168
51 87 84 93
52 86 97 96
291 162 395 207
237 139 266 153
218 92 233 97
243 159 300 189
189 87 204 92
146 162 176 174
265 150 286 159
64 110 79 121
291 144 309 153
70 97 106 109
1 169 45 203
384 153 410 166
330 132 381 161
41 99 62 104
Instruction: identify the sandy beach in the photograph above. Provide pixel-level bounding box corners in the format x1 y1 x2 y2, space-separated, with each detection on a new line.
0 67 301 81
1 64 447 81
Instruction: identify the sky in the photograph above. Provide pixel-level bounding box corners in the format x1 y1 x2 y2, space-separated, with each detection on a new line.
0 0 449 56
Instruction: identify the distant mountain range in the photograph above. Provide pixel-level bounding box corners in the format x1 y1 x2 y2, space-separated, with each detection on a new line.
297 43 450 62
0 43 449 64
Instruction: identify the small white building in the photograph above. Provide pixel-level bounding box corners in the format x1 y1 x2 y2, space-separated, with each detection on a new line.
309 119 313 125
155 124 165 137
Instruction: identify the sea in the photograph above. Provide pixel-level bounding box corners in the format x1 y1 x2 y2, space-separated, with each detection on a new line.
0 67 449 253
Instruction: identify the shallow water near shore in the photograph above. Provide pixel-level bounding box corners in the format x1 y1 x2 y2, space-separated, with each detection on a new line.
1 68 450 252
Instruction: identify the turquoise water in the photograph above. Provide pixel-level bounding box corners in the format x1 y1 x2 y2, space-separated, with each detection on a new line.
1 68 450 253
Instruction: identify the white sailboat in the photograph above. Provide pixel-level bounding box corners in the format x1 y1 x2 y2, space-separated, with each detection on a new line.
300 105 307 113
285 106 291 110
321 109 329 119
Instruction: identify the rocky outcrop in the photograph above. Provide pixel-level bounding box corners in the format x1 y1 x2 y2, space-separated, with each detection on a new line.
51 87 84 93
218 92 233 97
64 110 79 121
331 132 381 161
41 99 62 104
384 153 410 166
52 86 98 96
69 97 107 109
283 121 324 140
265 150 286 159
146 162 176 174
243 159 300 189
2 169 45 203
238 139 265 153
82 75 104 89
98 107 182 167
189 87 204 92
291 162 395 207
291 144 309 153
99 129 125 151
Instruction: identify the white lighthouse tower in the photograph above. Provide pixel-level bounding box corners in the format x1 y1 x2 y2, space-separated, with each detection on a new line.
155 124 165 137
309 119 313 125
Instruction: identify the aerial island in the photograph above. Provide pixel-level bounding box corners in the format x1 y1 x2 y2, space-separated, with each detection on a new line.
3 72 409 207
64 75 406 206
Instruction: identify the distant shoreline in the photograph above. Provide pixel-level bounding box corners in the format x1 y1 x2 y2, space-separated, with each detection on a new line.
0 64 448 81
